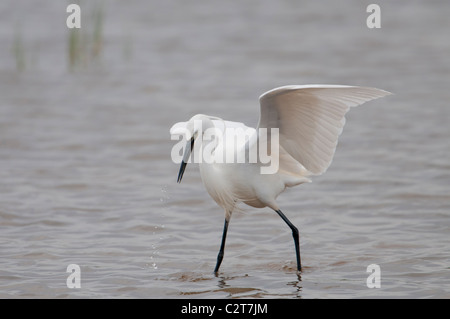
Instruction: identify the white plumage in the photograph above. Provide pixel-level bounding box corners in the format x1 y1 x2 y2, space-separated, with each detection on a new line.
258 85 392 175
171 84 391 273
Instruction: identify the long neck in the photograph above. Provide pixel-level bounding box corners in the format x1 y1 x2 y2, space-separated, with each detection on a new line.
196 117 223 165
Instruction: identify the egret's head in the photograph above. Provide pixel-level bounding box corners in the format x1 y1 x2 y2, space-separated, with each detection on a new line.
170 114 220 183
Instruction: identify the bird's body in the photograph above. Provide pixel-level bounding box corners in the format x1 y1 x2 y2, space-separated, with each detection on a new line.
200 154 285 213
171 85 391 273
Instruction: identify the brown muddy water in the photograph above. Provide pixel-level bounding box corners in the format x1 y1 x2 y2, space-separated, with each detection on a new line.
0 0 449 298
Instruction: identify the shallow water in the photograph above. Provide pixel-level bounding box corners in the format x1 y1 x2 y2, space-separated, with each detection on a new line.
0 0 449 298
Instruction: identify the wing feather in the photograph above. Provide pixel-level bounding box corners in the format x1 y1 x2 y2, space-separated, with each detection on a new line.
257 85 391 175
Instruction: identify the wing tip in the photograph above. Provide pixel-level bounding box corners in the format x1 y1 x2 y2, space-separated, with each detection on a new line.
259 84 393 102
356 86 393 97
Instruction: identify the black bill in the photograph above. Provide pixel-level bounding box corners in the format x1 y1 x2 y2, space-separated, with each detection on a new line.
177 136 194 183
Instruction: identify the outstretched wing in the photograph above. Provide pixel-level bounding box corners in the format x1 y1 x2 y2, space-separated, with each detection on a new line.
257 85 391 175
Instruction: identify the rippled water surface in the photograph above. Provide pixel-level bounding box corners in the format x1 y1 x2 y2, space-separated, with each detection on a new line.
1 0 449 298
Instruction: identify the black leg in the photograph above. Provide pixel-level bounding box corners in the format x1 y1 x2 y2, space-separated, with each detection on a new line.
275 209 302 272
214 218 229 274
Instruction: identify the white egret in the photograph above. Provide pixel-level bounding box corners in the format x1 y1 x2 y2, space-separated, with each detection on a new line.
170 85 391 273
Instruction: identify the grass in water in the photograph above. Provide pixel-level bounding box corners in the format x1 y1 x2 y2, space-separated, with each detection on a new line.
67 2 104 71
13 29 26 72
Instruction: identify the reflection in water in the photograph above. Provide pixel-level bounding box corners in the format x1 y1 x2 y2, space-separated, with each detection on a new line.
213 272 303 298
215 274 265 298
287 276 303 298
